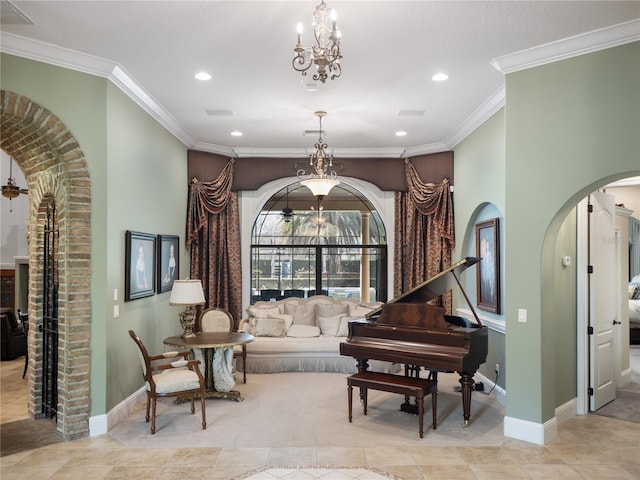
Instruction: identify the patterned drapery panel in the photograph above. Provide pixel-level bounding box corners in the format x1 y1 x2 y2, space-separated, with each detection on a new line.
186 159 242 326
394 159 455 312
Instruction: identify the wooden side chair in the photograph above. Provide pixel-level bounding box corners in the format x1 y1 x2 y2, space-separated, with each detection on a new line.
199 308 247 383
128 330 206 434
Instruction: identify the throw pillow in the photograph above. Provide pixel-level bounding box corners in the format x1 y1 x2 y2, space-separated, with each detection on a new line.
316 303 349 336
336 315 361 337
286 324 321 338
247 306 282 319
246 313 294 335
284 302 316 326
254 317 286 337
349 304 375 318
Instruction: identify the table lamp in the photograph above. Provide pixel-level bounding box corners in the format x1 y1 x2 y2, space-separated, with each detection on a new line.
169 279 205 338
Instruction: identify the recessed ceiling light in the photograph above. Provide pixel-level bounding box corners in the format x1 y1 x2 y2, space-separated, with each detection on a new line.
432 72 449 82
230 131 243 137
194 72 212 81
395 131 407 137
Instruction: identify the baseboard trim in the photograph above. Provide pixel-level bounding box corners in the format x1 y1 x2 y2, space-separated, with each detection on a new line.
504 414 558 445
555 398 577 425
89 386 145 436
619 367 632 387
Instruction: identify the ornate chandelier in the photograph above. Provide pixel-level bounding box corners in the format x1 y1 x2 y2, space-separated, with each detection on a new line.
298 111 340 197
292 0 342 84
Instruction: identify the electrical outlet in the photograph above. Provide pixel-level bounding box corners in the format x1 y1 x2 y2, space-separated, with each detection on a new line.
495 363 500 375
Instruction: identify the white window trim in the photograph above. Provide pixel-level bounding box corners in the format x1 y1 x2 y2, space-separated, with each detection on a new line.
239 176 396 314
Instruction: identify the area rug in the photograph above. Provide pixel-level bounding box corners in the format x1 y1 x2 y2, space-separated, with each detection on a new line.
109 371 507 449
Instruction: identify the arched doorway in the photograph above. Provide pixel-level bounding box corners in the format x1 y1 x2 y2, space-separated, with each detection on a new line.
0 90 92 440
541 173 640 419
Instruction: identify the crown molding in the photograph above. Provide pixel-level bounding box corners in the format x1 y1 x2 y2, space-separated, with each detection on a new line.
1 31 115 76
443 85 505 150
3 18 636 159
109 65 196 147
402 141 453 158
331 147 407 159
491 19 640 74
227 146 409 159
0 32 196 148
190 141 237 158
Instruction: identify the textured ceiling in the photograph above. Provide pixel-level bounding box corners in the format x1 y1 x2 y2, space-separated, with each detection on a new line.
1 1 639 158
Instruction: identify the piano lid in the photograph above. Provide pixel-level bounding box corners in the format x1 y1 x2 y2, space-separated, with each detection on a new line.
367 257 482 325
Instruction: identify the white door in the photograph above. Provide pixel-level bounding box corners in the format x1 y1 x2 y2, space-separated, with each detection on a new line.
589 191 617 411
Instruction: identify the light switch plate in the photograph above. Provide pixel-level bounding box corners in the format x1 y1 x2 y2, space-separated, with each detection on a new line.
518 308 527 323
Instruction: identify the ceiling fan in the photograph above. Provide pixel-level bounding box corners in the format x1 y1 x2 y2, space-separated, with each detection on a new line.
2 157 28 199
281 186 294 223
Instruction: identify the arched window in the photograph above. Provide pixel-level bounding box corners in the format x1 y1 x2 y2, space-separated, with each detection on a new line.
250 183 387 303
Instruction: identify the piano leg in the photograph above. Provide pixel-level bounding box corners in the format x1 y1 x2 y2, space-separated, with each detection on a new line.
459 372 474 427
357 359 369 403
356 359 369 373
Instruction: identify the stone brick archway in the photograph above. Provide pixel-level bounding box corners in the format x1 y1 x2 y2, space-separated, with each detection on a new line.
1 90 91 440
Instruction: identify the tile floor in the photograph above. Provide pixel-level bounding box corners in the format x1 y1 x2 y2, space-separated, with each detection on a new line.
1 357 639 480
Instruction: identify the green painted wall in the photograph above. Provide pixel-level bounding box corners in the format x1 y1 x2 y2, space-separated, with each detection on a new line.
546 208 578 406
104 82 188 410
1 54 188 414
453 108 507 389
504 41 640 423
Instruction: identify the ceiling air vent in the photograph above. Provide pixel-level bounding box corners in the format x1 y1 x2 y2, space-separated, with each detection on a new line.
205 110 234 116
397 110 426 116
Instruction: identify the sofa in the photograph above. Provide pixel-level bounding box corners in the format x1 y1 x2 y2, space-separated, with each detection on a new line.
237 295 400 374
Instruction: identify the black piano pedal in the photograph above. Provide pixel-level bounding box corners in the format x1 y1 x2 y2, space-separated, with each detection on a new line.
400 397 419 415
404 365 421 378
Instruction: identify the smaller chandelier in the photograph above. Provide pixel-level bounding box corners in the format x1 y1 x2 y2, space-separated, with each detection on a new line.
298 111 340 197
293 0 342 84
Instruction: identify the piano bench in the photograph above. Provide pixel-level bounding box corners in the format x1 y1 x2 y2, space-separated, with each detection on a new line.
347 371 437 438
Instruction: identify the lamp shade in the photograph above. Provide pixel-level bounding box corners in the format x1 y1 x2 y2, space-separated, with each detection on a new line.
169 279 205 306
301 177 340 197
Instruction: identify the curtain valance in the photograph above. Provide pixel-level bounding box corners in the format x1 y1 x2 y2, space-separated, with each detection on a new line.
404 159 454 244
187 159 235 248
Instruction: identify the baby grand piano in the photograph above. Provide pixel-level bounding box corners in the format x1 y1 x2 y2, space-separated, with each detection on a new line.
340 257 488 427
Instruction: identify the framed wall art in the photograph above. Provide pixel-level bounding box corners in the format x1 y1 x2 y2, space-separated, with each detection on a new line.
125 230 156 301
157 234 179 293
475 218 500 314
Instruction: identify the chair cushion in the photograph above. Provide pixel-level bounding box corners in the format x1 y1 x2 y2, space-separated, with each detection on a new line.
150 369 201 394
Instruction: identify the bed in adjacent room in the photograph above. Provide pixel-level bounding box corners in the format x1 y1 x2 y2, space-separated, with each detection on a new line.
630 281 640 344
